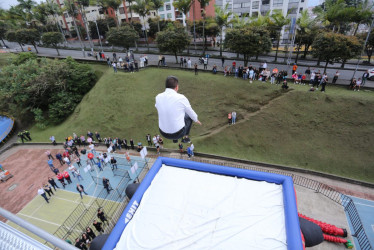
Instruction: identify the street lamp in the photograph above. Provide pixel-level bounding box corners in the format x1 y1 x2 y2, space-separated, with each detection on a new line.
352 14 374 79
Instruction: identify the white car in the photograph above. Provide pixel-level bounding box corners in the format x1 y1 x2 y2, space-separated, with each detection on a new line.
368 68 374 80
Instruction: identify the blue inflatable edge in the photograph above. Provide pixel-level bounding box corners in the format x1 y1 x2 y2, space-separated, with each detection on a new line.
103 157 303 250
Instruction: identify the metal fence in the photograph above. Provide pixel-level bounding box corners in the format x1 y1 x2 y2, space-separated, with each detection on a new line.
178 155 372 250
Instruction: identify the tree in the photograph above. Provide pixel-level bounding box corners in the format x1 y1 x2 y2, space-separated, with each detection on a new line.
156 23 190 62
0 21 8 47
151 0 164 32
197 0 211 55
225 27 272 66
269 9 290 62
89 18 116 39
97 0 122 27
107 26 139 51
215 3 233 57
42 32 63 55
173 0 192 53
312 32 362 72
132 0 154 51
17 0 37 24
148 17 171 37
6 30 24 51
363 31 374 63
16 28 40 53
127 0 135 22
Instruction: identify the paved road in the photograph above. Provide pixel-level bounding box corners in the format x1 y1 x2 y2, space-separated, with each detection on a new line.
4 41 374 88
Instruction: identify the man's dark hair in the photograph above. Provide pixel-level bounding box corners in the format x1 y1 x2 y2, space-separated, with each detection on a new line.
165 76 179 89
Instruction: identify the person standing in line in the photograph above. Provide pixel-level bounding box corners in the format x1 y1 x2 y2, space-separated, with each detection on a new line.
187 58 192 68
48 177 59 190
57 173 66 188
292 63 298 74
232 111 237 125
190 142 194 156
86 227 96 239
130 139 135 150
73 167 84 182
146 134 152 146
97 208 108 224
194 63 198 75
112 52 117 61
305 67 311 80
362 70 369 86
76 184 88 199
43 183 54 197
93 220 104 233
89 143 96 155
203 57 208 70
46 151 54 160
112 62 117 73
47 159 55 170
102 177 112 194
221 57 225 67
38 187 49 203
64 171 72 184
180 57 184 67
110 157 117 170
332 71 340 84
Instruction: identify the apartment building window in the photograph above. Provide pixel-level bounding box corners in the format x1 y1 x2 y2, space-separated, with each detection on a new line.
289 0 299 3
166 4 171 10
233 3 241 8
273 0 283 6
160 14 165 19
242 2 251 7
252 11 258 17
299 7 303 13
261 10 267 16
252 1 259 8
167 13 172 18
262 0 270 5
159 6 164 11
242 13 250 17
119 7 125 14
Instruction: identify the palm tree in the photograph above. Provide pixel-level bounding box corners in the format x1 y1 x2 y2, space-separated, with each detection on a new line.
45 0 68 44
295 10 315 62
151 0 164 32
270 9 290 62
97 0 122 27
215 3 232 57
127 0 135 22
197 0 211 55
17 0 37 25
64 0 86 57
173 0 192 52
231 13 250 28
132 0 154 51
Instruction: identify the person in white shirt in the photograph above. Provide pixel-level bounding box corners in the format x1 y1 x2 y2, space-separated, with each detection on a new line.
38 187 49 203
89 143 96 154
187 58 192 68
155 76 202 143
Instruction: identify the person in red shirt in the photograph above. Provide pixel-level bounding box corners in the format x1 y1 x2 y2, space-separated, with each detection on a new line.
57 173 66 188
62 150 70 160
232 61 236 73
63 171 72 184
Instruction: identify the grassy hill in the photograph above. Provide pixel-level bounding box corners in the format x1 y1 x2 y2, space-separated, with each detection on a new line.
29 65 374 182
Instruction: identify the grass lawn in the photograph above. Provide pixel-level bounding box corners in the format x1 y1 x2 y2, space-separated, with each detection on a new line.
28 66 374 183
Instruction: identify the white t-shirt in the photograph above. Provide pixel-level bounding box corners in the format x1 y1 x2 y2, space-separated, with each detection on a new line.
155 88 198 134
38 188 45 195
263 62 267 69
89 144 94 151
356 80 362 86
64 157 69 163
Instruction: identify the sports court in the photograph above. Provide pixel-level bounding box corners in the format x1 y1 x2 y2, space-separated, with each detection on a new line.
1 146 149 244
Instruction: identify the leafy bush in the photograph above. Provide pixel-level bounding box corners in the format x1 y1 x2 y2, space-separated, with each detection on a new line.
0 54 97 126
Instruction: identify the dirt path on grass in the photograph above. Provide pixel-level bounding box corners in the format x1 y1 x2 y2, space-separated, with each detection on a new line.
195 89 293 140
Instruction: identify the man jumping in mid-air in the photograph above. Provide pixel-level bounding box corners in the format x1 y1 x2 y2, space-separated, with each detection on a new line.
155 76 202 143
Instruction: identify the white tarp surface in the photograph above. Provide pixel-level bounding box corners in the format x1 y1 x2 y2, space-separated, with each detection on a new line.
115 165 287 250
